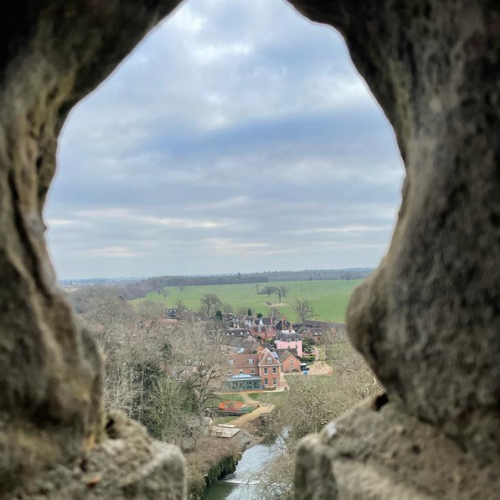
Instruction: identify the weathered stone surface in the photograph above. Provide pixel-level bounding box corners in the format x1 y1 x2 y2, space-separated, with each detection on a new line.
6 412 186 500
0 0 182 493
295 399 500 500
2 0 500 497
287 0 500 462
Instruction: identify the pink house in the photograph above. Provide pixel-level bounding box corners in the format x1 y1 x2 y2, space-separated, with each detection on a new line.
275 333 303 357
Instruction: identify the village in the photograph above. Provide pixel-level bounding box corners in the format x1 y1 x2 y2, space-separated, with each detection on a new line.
221 315 345 390
73 287 366 499
198 312 348 440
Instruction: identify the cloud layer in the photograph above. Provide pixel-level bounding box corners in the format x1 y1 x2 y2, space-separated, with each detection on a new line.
45 0 404 279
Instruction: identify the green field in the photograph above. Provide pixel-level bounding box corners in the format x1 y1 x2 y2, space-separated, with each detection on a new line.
131 279 362 323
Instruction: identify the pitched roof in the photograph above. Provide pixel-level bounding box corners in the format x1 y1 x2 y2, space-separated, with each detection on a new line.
276 332 301 342
225 328 251 337
260 317 278 326
276 349 299 362
228 353 259 369
297 326 323 336
258 348 281 367
222 336 251 349
301 320 347 330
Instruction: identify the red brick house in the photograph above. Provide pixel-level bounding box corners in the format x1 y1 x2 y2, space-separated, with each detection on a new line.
226 347 282 389
258 348 282 388
277 349 301 373
250 325 276 341
227 353 259 377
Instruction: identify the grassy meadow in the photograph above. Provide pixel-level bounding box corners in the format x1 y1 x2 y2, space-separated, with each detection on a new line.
131 279 362 323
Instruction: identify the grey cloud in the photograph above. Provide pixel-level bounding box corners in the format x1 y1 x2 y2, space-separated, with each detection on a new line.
46 0 403 279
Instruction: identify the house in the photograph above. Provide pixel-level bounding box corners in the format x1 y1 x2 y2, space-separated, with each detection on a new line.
258 316 279 327
258 347 282 389
275 332 303 357
298 322 347 342
225 347 282 390
225 328 251 337
300 321 347 331
277 349 301 373
297 326 323 339
227 352 259 376
250 323 276 341
221 334 255 354
275 318 292 332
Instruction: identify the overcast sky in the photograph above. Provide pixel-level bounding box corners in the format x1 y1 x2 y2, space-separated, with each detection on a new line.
45 0 404 280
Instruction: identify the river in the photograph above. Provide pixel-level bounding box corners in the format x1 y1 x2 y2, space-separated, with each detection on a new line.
202 432 287 500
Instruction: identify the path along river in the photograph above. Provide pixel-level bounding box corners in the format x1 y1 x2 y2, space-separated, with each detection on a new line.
202 432 287 500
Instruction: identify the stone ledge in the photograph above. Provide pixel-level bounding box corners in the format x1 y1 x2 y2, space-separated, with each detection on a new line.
6 412 186 500
295 399 500 500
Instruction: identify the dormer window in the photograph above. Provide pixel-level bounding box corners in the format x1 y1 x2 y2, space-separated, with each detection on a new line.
267 357 272 363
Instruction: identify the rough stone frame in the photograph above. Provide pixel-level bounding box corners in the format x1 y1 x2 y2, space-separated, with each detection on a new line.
1 0 499 498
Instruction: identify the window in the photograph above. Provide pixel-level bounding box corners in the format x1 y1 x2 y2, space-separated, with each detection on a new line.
273 378 277 385
290 359 294 366
249 359 254 365
239 369 244 374
228 370 232 375
273 367 277 374
267 357 272 363
264 378 268 385
264 367 268 374
229 360 233 365
251 369 255 374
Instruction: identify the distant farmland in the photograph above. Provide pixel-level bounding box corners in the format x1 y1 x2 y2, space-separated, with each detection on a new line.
131 279 362 323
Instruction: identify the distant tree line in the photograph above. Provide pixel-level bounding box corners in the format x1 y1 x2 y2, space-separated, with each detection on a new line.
68 268 373 304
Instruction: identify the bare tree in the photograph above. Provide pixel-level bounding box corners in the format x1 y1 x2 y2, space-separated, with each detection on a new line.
268 307 281 318
138 300 166 322
257 342 380 498
83 294 173 425
274 285 289 303
178 284 186 294
261 285 278 296
200 293 222 318
167 321 225 411
292 298 316 323
222 303 233 314
156 287 169 300
175 299 188 319
103 361 139 416
146 374 195 446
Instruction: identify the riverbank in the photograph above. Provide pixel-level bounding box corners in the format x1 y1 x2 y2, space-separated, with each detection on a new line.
186 389 282 499
201 429 290 500
185 429 262 500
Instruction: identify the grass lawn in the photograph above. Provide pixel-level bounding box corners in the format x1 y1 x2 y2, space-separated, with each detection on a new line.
131 279 361 322
204 394 244 408
248 392 286 404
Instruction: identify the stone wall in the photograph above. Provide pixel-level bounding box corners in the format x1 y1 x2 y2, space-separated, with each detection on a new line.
287 0 500 498
0 2 186 497
0 0 499 499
